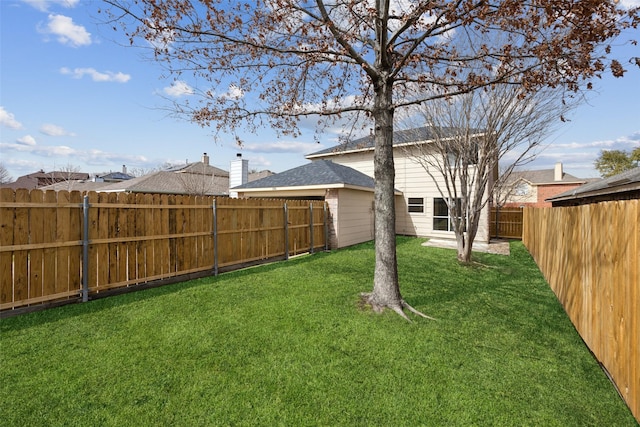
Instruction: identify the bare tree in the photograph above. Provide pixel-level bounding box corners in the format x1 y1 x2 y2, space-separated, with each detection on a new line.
177 162 223 196
127 162 177 177
402 85 575 263
0 163 12 184
40 163 87 191
104 0 637 320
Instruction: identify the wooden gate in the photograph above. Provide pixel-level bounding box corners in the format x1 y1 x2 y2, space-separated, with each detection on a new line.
489 207 523 239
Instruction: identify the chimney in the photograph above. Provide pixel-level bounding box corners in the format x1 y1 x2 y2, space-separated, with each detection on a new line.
554 162 563 181
202 153 210 165
229 153 248 198
122 165 127 174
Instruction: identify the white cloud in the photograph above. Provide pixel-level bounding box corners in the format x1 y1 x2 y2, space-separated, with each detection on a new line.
620 0 640 9
43 14 91 47
221 84 244 100
0 142 149 168
17 135 37 146
551 132 640 151
243 140 323 154
247 155 272 169
163 81 194 97
60 67 131 83
23 0 80 12
40 123 75 137
0 107 23 129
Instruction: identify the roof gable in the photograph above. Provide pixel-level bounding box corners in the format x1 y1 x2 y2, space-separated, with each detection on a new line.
233 160 375 190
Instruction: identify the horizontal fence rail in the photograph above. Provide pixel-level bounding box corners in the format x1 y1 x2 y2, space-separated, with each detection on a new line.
1 189 327 312
490 207 523 239
523 201 639 422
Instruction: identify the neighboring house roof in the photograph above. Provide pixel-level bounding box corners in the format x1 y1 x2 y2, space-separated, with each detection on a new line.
546 167 640 204
2 176 39 190
306 126 484 158
100 171 229 195
248 170 275 182
2 170 91 190
97 171 135 181
508 168 584 185
166 161 230 177
39 181 114 192
234 160 393 193
28 171 90 181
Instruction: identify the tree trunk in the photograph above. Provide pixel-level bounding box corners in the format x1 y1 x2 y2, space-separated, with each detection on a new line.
361 79 435 321
365 79 403 312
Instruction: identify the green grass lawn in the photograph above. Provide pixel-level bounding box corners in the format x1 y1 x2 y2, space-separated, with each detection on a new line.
1 237 636 426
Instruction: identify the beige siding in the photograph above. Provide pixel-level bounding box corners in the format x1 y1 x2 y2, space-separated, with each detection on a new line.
317 148 490 243
335 188 374 248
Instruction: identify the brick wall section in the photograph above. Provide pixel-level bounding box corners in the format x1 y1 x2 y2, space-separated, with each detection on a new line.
535 183 582 207
504 183 583 208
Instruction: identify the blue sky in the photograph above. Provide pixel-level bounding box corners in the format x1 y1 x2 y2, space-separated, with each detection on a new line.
1 0 639 181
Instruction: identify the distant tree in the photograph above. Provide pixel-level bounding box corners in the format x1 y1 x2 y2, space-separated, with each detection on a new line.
128 162 181 177
402 84 573 263
41 163 85 191
105 0 638 320
0 163 12 184
594 149 639 177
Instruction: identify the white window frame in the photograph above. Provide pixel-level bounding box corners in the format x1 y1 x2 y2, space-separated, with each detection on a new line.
433 197 463 232
408 197 425 213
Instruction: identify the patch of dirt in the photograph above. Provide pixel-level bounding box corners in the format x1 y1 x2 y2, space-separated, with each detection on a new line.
422 239 511 256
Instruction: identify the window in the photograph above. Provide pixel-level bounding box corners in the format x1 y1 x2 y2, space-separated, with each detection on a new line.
514 182 530 196
408 197 424 213
433 198 463 232
446 140 479 166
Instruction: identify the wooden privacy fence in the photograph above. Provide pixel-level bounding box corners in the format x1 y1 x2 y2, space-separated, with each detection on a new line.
523 201 639 422
490 207 523 239
1 188 327 312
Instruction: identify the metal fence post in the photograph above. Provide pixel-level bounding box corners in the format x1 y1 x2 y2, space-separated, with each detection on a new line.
284 203 289 260
309 203 314 254
213 199 218 276
82 195 90 302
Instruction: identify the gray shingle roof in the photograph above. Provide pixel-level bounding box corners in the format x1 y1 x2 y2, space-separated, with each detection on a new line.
307 126 483 158
233 160 375 190
39 181 114 192
101 171 229 195
547 166 640 202
166 161 229 177
509 169 584 185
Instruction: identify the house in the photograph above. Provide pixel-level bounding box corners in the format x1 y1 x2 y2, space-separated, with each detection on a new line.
35 165 135 192
100 153 272 196
235 159 403 248
499 163 587 208
93 166 135 183
3 170 90 190
546 166 640 207
234 127 494 248
4 153 271 196
99 153 231 196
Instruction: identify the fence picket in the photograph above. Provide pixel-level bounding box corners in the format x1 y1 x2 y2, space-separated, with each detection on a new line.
1 190 326 312
0 189 15 306
523 201 639 422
